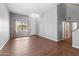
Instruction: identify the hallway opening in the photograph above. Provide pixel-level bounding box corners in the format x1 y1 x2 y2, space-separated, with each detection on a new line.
62 21 78 43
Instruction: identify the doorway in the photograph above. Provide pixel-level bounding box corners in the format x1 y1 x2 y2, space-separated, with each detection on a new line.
62 21 78 43
62 21 71 39
62 21 72 44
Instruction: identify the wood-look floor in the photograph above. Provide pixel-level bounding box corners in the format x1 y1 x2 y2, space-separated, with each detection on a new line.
0 36 79 56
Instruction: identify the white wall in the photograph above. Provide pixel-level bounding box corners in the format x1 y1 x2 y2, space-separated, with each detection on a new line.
57 4 67 40
72 29 79 48
38 4 58 41
29 17 37 35
0 4 10 49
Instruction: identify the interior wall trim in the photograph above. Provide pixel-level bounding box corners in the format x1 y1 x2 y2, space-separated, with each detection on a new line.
72 45 79 49
0 38 9 50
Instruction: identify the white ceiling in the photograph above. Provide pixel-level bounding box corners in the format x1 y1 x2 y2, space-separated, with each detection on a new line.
6 3 58 15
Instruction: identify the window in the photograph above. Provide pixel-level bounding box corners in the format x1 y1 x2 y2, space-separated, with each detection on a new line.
16 21 28 32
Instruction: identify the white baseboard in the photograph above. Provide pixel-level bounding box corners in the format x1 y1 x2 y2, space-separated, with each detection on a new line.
48 37 58 42
38 35 58 42
72 45 79 49
0 38 9 50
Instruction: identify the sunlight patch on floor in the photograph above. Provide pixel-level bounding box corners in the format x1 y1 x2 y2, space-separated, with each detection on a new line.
15 37 30 40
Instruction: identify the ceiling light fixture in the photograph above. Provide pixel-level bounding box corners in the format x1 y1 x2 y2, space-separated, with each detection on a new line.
30 13 40 19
